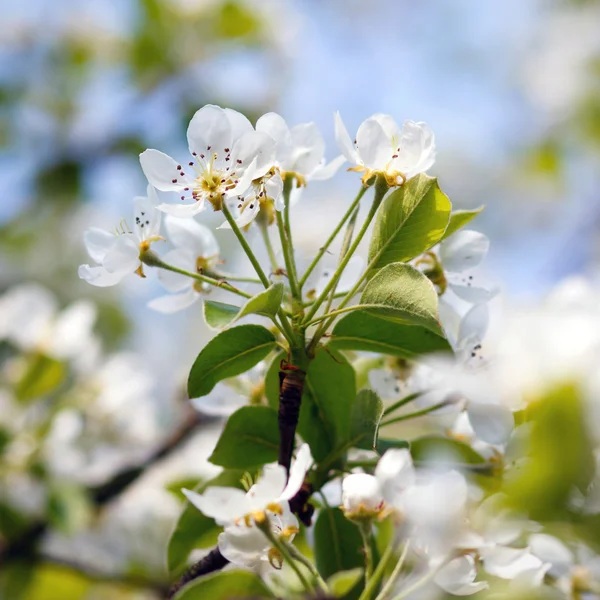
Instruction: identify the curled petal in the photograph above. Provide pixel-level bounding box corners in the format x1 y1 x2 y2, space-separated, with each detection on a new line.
280 444 313 501
78 264 124 287
231 132 276 179
356 117 392 171
83 228 116 264
139 149 193 192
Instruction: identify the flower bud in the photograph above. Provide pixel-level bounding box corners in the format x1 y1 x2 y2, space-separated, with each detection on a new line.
341 473 383 520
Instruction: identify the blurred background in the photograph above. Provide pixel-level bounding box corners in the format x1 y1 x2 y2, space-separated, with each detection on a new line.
1 0 600 597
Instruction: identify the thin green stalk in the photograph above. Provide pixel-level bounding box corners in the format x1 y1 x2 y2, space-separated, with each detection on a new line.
283 176 294 251
374 541 410 600
358 539 396 600
286 543 329 594
206 270 263 285
258 221 279 274
380 400 449 427
383 392 427 417
303 305 361 327
303 177 388 336
276 211 301 302
299 184 369 289
221 202 270 288
359 522 374 584
145 256 252 299
259 524 314 594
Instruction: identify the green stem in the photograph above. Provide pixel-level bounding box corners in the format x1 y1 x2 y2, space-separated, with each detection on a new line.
359 521 374 584
144 255 252 299
206 270 262 285
299 184 369 289
304 177 388 343
383 392 427 417
374 541 410 600
221 202 270 288
259 524 314 594
286 543 329 594
358 538 396 600
276 210 301 302
258 221 279 274
380 400 449 427
303 305 361 327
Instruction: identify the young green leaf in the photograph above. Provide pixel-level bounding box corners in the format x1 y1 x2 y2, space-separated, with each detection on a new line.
349 389 384 450
327 568 364 597
203 283 284 330
440 206 484 242
360 263 443 334
410 435 486 465
368 174 451 274
376 438 410 455
172 570 274 600
314 508 364 579
328 311 451 358
167 470 245 575
188 325 276 398
15 354 66 403
208 406 279 469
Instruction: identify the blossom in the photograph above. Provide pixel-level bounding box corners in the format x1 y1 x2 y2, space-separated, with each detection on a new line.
434 555 489 596
341 449 414 519
334 112 435 186
78 185 162 287
182 444 312 525
139 104 276 217
256 112 345 184
148 215 219 313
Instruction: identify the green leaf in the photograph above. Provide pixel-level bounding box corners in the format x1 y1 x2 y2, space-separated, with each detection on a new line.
328 568 364 597
209 406 279 469
368 174 451 273
376 438 410 455
173 570 274 600
203 283 284 330
440 206 484 241
410 435 486 465
15 354 66 403
329 311 451 358
265 350 356 462
188 325 276 398
314 508 364 580
349 390 384 450
167 470 245 575
360 263 443 334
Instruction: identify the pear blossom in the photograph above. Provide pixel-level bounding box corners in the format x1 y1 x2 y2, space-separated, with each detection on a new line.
434 555 489 596
335 112 435 186
182 444 312 525
341 449 414 519
139 105 276 217
148 215 219 313
256 112 345 184
78 185 162 287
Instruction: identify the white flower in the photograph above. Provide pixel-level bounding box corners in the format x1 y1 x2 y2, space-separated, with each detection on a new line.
256 112 345 183
140 105 276 217
335 112 435 185
148 215 219 314
78 185 162 287
434 555 489 596
218 503 299 575
182 444 312 525
341 449 414 519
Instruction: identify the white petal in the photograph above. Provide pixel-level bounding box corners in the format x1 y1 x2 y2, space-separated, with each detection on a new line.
187 104 232 158
147 288 199 314
448 275 499 304
218 526 268 570
356 117 392 170
157 201 205 218
256 112 293 164
280 444 313 501
467 402 514 445
481 546 544 579
266 171 284 207
165 215 219 257
234 198 261 228
457 303 489 348
139 149 192 192
225 157 258 199
528 534 573 577
134 193 162 241
248 465 287 510
290 122 325 176
342 473 383 513
375 448 415 504
102 234 139 275
372 114 401 142
334 111 360 165
50 302 97 359
310 154 346 181
439 230 489 273
183 487 249 523
156 248 195 292
224 108 254 141
231 132 276 179
434 556 488 596
83 228 115 263
78 264 125 287
393 120 436 178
